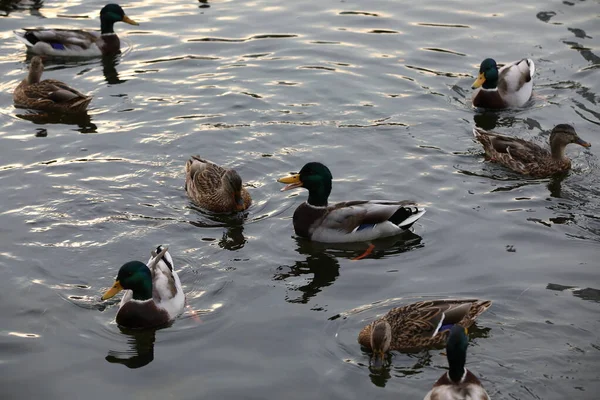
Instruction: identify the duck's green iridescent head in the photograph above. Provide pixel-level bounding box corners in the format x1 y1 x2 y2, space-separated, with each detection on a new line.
446 325 469 382
278 162 333 207
100 4 139 34
472 58 499 90
102 261 152 301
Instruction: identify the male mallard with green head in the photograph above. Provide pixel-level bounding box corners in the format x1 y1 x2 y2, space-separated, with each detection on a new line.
13 56 92 113
185 155 252 213
358 299 492 364
473 124 591 178
424 325 490 400
277 162 425 243
14 4 138 57
102 246 185 329
472 58 534 109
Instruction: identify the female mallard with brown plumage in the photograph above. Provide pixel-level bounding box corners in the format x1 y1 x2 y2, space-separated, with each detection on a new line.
277 162 425 244
14 4 138 57
473 124 591 178
358 299 492 364
101 246 185 329
472 58 534 109
424 325 490 400
13 56 92 113
185 155 252 213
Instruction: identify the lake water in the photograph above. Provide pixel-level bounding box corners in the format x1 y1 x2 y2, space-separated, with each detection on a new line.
0 0 599 398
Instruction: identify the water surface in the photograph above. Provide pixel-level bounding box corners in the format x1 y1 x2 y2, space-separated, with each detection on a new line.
0 0 599 399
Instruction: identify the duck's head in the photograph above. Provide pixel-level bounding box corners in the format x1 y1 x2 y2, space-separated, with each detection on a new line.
278 162 332 206
446 325 469 382
102 261 152 301
223 169 246 211
100 4 138 33
27 56 44 84
472 58 499 90
369 320 392 367
550 124 591 149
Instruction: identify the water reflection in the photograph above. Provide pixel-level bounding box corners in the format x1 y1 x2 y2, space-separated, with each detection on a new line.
0 0 44 17
218 225 246 250
198 0 210 9
105 327 156 369
547 283 600 303
275 232 423 304
15 110 98 134
189 207 249 250
274 240 340 305
102 55 126 85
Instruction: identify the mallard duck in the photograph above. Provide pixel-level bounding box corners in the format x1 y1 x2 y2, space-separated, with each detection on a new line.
358 299 492 364
101 246 185 329
277 162 425 243
423 325 490 400
185 155 252 213
473 124 591 177
14 4 138 57
472 58 534 109
13 56 92 113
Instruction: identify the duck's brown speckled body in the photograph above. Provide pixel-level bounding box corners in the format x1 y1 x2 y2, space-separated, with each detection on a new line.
473 124 591 178
358 299 492 353
185 155 252 213
13 56 92 113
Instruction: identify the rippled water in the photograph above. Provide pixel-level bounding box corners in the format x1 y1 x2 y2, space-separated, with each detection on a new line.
1 0 599 398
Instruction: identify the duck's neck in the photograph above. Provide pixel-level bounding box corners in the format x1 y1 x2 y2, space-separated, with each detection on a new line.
131 281 153 301
27 68 42 85
447 350 467 383
101 18 117 35
550 140 567 161
306 182 331 207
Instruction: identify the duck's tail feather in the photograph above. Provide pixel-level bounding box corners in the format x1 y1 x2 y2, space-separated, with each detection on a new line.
392 206 426 229
14 30 34 47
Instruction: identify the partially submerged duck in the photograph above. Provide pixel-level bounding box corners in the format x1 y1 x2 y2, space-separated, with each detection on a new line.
185 155 252 213
14 4 138 57
277 162 425 244
423 325 490 400
472 58 534 109
358 299 492 364
13 56 92 113
101 246 185 329
473 124 591 177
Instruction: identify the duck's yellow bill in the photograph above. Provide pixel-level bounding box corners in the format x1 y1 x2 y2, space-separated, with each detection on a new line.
472 72 485 89
122 15 139 26
278 173 302 192
102 281 123 300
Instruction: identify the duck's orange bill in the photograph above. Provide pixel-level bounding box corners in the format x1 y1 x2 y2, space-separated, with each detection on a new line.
101 281 123 300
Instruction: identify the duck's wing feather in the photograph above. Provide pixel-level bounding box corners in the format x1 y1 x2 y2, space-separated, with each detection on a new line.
498 58 534 93
18 29 99 48
22 80 88 104
186 155 227 191
323 200 419 233
474 127 546 163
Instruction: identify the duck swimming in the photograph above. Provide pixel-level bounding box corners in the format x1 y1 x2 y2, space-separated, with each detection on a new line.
277 162 425 244
13 56 92 113
473 124 591 178
14 4 138 57
101 246 185 329
472 58 534 109
423 325 490 400
358 299 492 364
